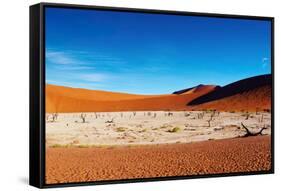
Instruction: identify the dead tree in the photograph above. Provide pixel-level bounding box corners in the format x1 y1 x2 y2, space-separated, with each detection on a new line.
207 119 211 127
184 112 190 117
153 113 157 118
94 112 98 119
245 112 250 120
105 117 115 123
51 113 58 122
259 114 264 123
197 112 204 119
240 123 267 137
80 113 86 123
263 109 270 113
133 112 136 116
256 107 260 115
207 113 215 127
167 112 173 116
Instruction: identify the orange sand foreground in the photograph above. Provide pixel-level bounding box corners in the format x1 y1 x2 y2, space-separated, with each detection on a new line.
46 136 271 184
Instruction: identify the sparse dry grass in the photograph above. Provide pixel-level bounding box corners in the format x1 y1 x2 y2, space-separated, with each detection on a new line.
116 127 126 132
167 127 181 133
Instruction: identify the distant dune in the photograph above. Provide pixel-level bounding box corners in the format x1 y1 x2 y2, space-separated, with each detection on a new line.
173 84 220 95
188 74 272 112
46 74 271 113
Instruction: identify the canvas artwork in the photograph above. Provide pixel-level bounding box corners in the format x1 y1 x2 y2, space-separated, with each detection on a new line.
43 7 272 185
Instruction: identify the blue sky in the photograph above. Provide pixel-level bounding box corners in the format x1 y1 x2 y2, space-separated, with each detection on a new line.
45 7 271 95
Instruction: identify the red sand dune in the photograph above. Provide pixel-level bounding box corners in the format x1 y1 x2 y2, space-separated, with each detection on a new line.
46 84 216 112
46 74 271 113
46 136 271 184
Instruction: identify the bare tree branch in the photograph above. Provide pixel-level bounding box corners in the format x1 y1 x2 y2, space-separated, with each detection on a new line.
240 123 267 137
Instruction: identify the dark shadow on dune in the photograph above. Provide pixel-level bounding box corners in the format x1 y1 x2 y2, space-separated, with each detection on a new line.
173 84 220 95
187 74 272 106
173 85 199 94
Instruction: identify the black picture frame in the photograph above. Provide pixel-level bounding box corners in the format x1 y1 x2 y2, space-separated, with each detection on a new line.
30 2 275 189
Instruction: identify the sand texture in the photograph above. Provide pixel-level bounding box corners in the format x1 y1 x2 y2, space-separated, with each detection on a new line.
46 136 271 184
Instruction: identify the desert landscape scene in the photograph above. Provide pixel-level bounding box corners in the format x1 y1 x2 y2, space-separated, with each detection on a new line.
45 8 272 184
46 74 272 184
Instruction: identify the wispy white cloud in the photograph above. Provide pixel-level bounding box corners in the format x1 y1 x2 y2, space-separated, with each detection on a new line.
262 57 268 62
46 51 76 65
46 49 123 89
46 49 127 69
262 57 269 68
53 65 95 71
46 79 106 89
79 73 109 82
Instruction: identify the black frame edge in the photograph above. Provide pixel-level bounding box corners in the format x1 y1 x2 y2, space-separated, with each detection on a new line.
40 2 274 20
270 17 275 174
29 3 44 188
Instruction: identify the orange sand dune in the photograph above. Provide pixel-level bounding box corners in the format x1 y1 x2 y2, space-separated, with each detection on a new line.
46 136 271 184
46 74 271 113
46 84 160 101
46 84 216 113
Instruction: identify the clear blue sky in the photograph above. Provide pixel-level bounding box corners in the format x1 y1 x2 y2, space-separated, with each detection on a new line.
45 7 271 94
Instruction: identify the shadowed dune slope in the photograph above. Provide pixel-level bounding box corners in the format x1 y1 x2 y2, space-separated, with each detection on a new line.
188 74 272 111
46 84 216 113
173 84 220 95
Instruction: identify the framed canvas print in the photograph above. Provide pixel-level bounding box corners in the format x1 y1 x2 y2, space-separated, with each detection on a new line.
30 3 274 188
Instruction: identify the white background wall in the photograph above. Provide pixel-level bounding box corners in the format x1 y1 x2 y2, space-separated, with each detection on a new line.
0 0 279 190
